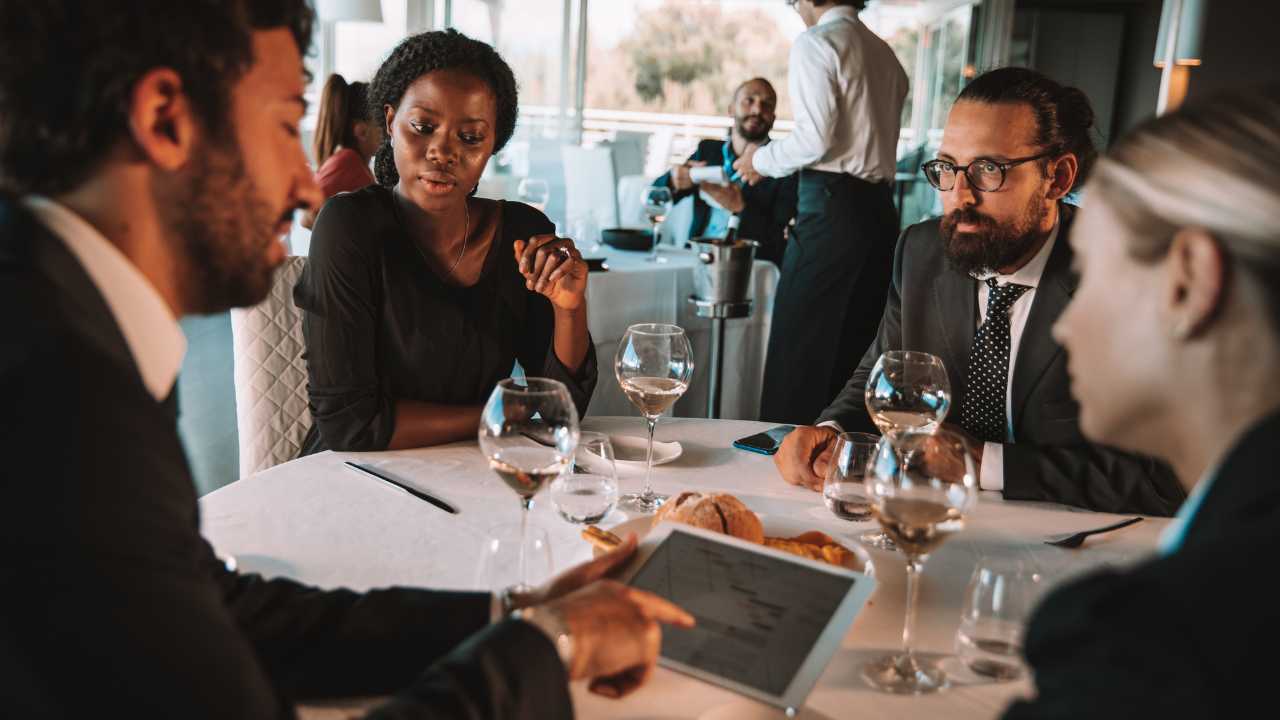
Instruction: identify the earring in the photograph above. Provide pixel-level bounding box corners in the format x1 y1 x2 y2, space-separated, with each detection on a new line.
1172 321 1191 339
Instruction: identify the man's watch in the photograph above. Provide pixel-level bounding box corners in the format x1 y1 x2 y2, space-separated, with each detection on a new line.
512 604 575 669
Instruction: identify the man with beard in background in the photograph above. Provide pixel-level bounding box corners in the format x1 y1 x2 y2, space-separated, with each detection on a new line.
655 77 797 264
771 68 1185 516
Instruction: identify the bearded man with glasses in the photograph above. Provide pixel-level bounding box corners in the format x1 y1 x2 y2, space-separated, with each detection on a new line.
772 67 1185 517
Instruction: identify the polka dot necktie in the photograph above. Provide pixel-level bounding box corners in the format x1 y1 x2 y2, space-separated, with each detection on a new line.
958 278 1031 443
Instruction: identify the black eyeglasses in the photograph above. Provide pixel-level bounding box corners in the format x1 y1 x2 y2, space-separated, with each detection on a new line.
921 153 1053 192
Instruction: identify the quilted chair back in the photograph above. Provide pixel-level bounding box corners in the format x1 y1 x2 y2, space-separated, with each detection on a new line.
230 256 311 477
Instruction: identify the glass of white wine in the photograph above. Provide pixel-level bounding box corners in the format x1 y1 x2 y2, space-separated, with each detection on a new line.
614 323 694 513
641 186 673 263
478 377 579 592
862 428 978 695
861 350 951 550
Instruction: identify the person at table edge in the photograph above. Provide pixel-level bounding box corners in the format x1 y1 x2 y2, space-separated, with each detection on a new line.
294 29 597 456
735 0 909 428
1005 88 1280 718
0 3 691 717
776 68 1184 517
653 77 797 265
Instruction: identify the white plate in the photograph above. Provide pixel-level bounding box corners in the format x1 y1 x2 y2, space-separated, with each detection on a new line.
608 435 683 466
598 513 873 575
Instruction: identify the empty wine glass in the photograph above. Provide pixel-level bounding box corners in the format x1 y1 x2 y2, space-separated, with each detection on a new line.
862 427 978 694
641 186 673 263
823 432 879 521
478 377 578 592
476 524 554 593
614 323 694 512
518 177 550 212
860 351 952 550
550 431 619 524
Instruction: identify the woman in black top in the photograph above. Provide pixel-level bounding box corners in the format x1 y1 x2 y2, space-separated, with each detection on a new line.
295 30 595 454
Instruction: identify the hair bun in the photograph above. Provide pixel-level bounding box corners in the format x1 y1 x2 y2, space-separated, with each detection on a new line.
1058 86 1096 131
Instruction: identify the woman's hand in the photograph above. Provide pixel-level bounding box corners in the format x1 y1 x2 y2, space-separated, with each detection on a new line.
514 234 587 311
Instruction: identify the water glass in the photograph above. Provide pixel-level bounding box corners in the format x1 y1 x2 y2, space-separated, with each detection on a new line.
823 432 879 521
955 559 1042 681
551 431 619 524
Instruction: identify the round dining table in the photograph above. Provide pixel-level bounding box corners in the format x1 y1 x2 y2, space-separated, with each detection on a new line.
200 417 1167 720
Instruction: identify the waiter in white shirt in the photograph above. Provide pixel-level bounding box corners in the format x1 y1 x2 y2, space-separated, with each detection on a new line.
735 0 907 424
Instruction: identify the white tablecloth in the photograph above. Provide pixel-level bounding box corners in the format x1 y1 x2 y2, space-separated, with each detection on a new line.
585 248 779 421
201 417 1166 720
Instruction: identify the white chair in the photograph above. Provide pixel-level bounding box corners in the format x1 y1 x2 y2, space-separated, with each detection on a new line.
230 256 311 478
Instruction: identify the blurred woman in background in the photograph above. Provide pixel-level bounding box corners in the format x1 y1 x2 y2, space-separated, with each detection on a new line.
302 73 382 227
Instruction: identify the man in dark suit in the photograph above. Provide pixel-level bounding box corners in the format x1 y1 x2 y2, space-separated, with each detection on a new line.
654 77 797 265
774 68 1184 516
0 2 691 718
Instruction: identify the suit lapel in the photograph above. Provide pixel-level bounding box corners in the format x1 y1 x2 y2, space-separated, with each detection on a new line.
0 196 138 377
932 256 977 395
1010 203 1077 430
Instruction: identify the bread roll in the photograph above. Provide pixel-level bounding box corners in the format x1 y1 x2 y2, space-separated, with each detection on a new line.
653 491 764 544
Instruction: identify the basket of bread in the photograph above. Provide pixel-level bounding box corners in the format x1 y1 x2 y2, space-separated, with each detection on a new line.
583 491 869 572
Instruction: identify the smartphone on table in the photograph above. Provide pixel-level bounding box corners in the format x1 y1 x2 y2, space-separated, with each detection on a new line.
732 425 796 456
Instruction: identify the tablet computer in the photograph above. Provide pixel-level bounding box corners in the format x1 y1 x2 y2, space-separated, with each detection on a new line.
622 523 876 715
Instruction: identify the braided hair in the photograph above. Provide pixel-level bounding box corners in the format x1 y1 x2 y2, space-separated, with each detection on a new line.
368 29 518 187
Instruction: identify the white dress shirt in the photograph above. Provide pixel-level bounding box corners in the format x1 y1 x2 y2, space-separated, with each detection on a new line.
972 221 1060 491
753 6 908 183
22 196 186 401
818 222 1059 492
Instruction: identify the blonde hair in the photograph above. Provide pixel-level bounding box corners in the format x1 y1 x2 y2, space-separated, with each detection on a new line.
1091 90 1280 266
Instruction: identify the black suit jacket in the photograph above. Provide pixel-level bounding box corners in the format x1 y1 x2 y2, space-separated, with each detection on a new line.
817 204 1184 516
0 196 571 719
1005 409 1280 718
655 137 798 265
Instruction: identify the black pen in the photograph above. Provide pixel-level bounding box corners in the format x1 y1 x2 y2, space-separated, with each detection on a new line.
343 461 458 514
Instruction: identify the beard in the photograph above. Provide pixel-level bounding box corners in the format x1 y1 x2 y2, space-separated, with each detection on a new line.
735 114 771 144
939 195 1051 276
156 135 289 314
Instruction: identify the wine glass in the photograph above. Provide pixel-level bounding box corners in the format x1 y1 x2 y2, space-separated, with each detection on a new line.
518 177 550 212
550 431 619 524
861 350 951 550
478 377 579 592
614 323 694 512
641 186 673 263
862 427 979 695
823 432 880 521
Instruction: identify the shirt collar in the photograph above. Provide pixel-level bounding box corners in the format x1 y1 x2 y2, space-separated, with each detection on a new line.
816 5 860 27
972 218 1059 289
22 196 186 401
1157 465 1217 556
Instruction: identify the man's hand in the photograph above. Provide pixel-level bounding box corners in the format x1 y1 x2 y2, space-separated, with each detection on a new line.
732 144 764 186
544 579 695 698
670 160 705 192
700 181 745 214
774 425 839 491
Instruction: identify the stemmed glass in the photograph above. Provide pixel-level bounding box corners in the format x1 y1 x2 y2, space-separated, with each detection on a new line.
478 377 579 592
862 428 978 694
641 186 673 263
823 432 880 521
518 178 550 212
861 350 951 549
614 323 694 512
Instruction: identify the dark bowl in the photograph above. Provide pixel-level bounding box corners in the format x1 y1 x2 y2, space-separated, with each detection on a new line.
601 227 654 252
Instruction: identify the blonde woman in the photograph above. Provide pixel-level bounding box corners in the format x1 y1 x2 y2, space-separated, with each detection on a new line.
1006 90 1280 716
